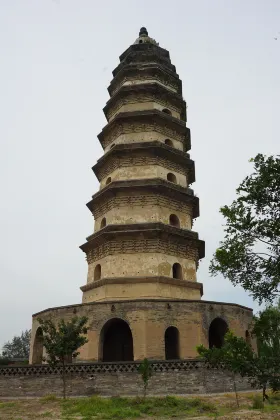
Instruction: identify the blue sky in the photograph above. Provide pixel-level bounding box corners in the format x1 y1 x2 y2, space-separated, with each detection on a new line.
0 0 279 348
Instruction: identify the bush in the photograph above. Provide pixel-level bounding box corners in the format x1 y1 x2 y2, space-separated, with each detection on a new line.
251 394 264 409
0 358 10 366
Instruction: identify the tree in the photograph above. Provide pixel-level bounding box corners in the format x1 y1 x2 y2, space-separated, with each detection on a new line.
197 331 255 407
138 358 153 398
210 154 280 303
38 316 88 399
197 302 280 403
251 300 280 398
1 330 31 359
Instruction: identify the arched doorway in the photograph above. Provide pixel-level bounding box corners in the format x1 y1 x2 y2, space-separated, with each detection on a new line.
245 330 252 346
209 318 228 349
100 318 134 362
165 326 180 360
32 327 44 364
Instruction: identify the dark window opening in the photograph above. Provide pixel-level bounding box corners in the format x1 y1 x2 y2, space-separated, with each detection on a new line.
106 177 111 185
100 318 134 362
110 143 115 149
100 217 106 229
209 318 228 349
169 214 180 228
165 326 180 360
165 139 173 146
167 173 177 183
162 108 172 115
94 264 101 281
172 263 183 280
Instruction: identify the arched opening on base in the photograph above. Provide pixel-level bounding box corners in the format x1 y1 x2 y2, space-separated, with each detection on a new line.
209 318 228 349
245 330 252 346
32 327 44 364
100 318 134 362
165 326 180 360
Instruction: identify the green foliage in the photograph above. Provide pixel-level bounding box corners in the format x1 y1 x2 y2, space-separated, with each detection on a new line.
210 154 280 303
250 301 280 397
0 357 10 365
251 394 264 409
38 316 88 366
198 304 280 402
1 330 31 358
138 358 153 397
38 316 89 398
40 394 58 403
62 395 217 418
197 331 255 376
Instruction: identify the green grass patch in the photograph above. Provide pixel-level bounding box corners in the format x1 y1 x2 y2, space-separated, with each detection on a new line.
40 394 58 402
62 395 218 419
0 401 18 409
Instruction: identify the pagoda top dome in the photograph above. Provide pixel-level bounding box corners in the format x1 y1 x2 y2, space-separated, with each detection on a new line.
133 27 159 46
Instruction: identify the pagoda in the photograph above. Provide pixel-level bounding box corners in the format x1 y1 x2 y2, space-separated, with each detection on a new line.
30 28 253 364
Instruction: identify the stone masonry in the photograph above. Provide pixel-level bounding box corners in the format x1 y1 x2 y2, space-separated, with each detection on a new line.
28 28 254 386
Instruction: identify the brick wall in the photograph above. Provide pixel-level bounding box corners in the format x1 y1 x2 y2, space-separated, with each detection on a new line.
0 360 252 398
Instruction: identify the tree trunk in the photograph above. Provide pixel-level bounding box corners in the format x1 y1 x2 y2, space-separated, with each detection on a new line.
262 383 269 402
233 373 239 408
62 359 66 399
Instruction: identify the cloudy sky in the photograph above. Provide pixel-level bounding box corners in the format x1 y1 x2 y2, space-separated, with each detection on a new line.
0 0 279 349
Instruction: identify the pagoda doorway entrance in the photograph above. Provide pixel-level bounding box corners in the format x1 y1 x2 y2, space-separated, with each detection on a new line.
209 317 228 349
100 318 134 362
31 327 44 364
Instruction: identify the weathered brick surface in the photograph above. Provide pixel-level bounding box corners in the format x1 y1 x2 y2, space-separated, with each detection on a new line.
29 300 254 363
0 368 251 398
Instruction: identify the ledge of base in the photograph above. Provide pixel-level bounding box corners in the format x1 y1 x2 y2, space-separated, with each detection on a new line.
32 297 253 317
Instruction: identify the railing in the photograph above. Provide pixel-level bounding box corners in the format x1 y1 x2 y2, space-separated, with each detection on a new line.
0 359 216 376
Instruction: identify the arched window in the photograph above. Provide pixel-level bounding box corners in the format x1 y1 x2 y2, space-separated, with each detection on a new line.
100 217 106 229
31 328 44 364
172 263 182 280
162 108 172 115
94 264 101 281
106 177 111 185
167 173 177 184
110 143 115 149
165 139 173 147
165 326 180 360
169 214 180 228
99 318 134 362
245 330 252 346
209 318 228 349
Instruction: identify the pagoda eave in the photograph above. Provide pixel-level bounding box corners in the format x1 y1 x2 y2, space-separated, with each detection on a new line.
103 83 187 122
92 141 195 183
86 178 200 218
108 65 182 97
98 109 190 151
80 222 205 260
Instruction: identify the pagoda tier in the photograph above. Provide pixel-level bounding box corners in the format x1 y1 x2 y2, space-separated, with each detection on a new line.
80 27 205 303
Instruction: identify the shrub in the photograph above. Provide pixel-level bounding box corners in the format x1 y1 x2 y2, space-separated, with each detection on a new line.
251 394 264 409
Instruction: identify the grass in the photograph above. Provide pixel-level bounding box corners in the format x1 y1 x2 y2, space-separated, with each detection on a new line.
0 392 279 419
62 395 218 418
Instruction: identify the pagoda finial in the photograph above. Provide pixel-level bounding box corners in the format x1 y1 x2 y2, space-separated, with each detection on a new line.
139 27 148 36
